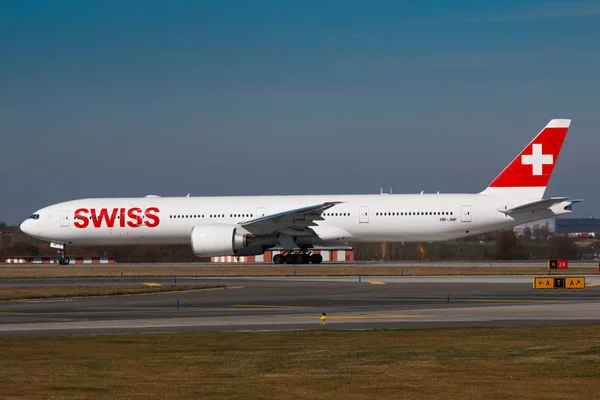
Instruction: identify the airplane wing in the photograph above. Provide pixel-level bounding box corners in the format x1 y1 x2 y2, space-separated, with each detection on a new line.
240 202 342 237
499 197 570 214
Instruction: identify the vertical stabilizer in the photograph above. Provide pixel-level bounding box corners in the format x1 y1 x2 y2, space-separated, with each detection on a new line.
481 119 570 198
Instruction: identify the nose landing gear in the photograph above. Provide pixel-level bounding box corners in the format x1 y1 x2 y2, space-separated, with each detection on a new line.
58 253 71 265
52 243 70 265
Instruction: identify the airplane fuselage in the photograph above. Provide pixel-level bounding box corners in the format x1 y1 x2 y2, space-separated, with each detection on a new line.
21 193 565 247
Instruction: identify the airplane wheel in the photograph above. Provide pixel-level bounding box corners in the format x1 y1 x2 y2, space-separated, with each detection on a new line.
273 254 284 264
310 254 323 264
63 257 70 265
284 255 294 264
294 254 305 264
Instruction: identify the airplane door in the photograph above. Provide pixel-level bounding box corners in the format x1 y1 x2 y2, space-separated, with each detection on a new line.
359 206 369 223
256 207 267 218
60 210 70 227
461 205 472 222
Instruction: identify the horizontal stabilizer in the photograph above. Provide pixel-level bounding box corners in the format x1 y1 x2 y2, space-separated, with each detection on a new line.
499 197 569 214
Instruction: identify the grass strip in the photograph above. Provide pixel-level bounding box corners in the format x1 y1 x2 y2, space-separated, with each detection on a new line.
0 284 223 301
1 325 600 399
0 265 598 279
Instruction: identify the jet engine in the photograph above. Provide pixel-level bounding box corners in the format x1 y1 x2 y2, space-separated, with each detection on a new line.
190 225 259 257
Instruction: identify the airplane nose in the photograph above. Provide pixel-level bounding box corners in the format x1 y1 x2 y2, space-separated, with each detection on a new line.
20 220 31 235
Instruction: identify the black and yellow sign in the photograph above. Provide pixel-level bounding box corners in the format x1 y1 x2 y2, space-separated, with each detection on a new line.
553 277 565 288
533 277 554 289
533 276 585 290
565 277 585 290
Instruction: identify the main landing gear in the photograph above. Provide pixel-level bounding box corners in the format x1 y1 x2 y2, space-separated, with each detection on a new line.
273 250 323 265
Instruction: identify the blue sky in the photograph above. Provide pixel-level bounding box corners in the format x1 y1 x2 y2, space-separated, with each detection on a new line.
1 0 599 224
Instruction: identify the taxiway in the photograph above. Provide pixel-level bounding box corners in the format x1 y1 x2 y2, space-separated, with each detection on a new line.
1 275 600 335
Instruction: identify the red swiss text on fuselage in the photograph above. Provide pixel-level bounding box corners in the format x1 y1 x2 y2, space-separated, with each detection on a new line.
74 207 160 228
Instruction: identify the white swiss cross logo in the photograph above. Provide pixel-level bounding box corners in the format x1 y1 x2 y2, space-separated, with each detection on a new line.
521 144 553 175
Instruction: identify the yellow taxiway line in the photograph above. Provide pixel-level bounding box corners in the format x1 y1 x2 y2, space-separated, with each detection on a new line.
230 304 311 309
281 313 431 319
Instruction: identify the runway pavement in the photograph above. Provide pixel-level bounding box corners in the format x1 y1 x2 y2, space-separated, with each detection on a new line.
1 276 600 335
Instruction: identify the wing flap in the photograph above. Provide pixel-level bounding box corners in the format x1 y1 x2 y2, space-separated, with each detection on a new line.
241 201 342 236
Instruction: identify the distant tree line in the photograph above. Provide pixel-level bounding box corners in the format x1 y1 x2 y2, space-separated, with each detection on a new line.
354 230 584 261
0 222 589 262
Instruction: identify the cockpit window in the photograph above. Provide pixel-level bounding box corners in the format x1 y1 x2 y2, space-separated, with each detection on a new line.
29 214 40 220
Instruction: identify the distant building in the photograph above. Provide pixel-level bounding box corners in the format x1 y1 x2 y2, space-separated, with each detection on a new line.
210 246 354 263
515 217 600 238
514 218 554 235
555 217 600 238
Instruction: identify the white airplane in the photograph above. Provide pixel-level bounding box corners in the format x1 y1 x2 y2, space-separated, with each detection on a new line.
21 119 578 265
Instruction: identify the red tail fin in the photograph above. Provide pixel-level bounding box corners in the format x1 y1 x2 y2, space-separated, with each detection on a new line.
481 119 570 198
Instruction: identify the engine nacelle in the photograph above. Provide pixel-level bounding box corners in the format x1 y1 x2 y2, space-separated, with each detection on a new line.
191 225 254 257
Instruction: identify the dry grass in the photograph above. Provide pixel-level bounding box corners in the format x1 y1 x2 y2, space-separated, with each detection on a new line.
0 265 597 279
1 325 600 399
0 285 222 301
